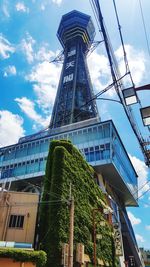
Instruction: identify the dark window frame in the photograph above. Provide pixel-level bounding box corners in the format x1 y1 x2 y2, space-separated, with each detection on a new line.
8 214 25 229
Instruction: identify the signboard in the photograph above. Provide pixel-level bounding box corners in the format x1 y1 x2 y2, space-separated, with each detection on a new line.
113 223 123 256
61 243 69 267
76 243 84 264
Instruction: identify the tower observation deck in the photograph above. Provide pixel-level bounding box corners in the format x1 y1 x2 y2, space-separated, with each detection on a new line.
50 10 99 129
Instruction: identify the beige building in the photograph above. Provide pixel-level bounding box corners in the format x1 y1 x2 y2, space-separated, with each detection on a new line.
0 258 36 267
0 191 39 245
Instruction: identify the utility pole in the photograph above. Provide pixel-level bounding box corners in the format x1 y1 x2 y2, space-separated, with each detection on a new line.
93 209 97 267
68 183 74 267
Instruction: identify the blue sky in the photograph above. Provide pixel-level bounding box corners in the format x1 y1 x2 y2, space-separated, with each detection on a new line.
0 0 150 249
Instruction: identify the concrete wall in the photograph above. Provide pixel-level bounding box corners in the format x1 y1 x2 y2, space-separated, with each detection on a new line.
0 258 35 267
0 191 39 244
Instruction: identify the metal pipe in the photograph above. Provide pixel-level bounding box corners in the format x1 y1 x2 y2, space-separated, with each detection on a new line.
68 185 74 267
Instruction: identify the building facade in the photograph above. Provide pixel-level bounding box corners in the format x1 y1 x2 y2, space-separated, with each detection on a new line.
0 258 35 267
0 191 38 245
139 248 150 267
0 10 144 266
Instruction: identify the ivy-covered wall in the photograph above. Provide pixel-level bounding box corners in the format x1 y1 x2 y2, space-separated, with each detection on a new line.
39 140 117 267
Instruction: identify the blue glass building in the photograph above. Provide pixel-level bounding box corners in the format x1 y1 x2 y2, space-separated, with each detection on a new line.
0 10 143 266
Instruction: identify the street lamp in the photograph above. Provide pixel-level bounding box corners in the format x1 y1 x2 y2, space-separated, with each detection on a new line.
122 87 138 105
122 85 150 128
140 106 150 126
123 84 150 106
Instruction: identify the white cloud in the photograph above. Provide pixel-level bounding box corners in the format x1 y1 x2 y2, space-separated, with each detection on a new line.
16 2 29 13
33 84 56 112
87 45 146 97
35 45 55 62
52 0 63 5
0 110 25 147
2 0 10 17
0 34 15 59
26 57 61 111
17 44 61 128
129 155 149 198
40 4 45 10
87 45 147 98
145 225 150 231
4 65 17 77
20 33 35 63
87 50 112 93
115 45 146 86
15 97 50 127
40 0 63 10
27 60 60 85
127 211 141 226
135 234 145 243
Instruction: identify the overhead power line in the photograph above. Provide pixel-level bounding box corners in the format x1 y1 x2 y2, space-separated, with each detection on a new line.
89 0 150 167
138 0 150 59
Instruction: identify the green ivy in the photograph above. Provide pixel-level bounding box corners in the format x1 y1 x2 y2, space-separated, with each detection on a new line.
39 140 118 267
0 248 47 267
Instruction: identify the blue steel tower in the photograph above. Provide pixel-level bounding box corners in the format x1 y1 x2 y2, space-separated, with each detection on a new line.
50 10 99 128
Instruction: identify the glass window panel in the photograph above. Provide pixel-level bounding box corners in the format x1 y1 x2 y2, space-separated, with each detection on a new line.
95 151 100 161
89 152 95 161
85 152 90 162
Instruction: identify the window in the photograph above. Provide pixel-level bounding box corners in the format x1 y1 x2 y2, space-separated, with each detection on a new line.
9 215 24 228
88 128 92 133
93 127 97 132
